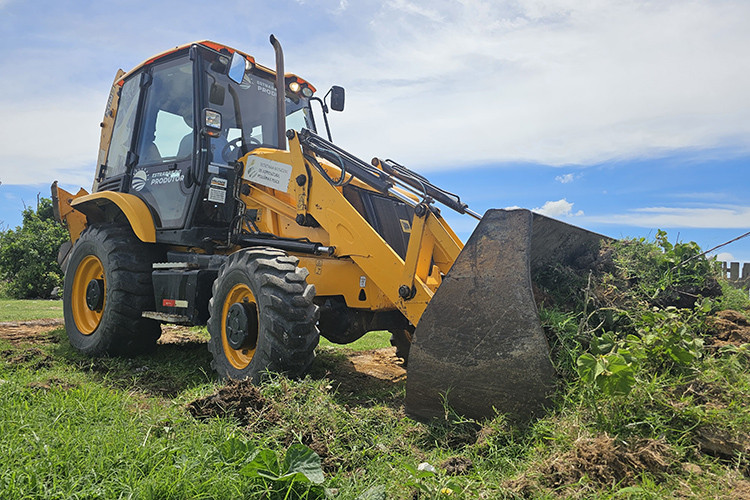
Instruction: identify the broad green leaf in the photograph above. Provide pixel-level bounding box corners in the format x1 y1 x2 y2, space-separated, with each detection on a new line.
282 444 324 484
576 353 599 383
667 345 696 364
356 485 387 500
240 448 279 479
598 355 635 395
605 354 631 374
218 437 252 463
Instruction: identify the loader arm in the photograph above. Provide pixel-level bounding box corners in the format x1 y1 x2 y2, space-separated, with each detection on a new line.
236 131 607 422
236 131 463 325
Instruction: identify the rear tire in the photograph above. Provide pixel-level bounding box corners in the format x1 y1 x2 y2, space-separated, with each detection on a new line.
207 248 319 382
63 224 162 356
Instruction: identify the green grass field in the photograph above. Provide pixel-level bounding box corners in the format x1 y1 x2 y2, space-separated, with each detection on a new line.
1 269 749 500
318 330 391 350
0 299 63 322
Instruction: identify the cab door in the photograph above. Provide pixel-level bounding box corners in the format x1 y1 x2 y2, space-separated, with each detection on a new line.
127 56 196 230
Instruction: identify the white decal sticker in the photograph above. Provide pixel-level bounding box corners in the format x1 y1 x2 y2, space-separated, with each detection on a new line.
255 79 277 97
131 170 147 191
243 156 293 192
208 187 226 204
359 276 367 288
149 170 183 185
210 177 228 188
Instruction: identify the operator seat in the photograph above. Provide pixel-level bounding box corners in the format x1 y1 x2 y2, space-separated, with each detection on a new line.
176 111 194 160
140 141 162 164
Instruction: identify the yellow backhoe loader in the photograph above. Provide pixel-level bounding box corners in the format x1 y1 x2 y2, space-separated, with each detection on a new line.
52 37 604 421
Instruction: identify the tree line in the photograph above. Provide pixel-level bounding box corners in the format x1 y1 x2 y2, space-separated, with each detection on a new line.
0 198 67 299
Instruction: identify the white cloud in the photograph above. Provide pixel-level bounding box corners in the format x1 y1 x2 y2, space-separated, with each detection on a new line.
555 173 575 184
715 252 735 262
300 0 750 170
533 198 583 217
584 205 750 229
0 97 103 186
3 0 750 185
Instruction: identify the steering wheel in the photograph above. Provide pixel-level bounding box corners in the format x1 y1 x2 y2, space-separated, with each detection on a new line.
221 136 261 162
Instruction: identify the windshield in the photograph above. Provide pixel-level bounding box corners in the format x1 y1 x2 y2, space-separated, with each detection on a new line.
201 47 315 164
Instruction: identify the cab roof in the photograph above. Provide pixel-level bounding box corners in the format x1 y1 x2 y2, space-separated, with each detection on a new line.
115 40 316 92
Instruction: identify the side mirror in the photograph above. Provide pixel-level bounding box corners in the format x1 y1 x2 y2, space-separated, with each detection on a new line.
202 109 222 137
328 85 345 112
228 52 246 84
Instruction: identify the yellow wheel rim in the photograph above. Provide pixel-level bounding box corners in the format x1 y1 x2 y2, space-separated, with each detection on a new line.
221 283 258 370
71 255 106 335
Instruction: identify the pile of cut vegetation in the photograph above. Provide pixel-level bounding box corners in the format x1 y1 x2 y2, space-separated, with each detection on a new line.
513 230 750 496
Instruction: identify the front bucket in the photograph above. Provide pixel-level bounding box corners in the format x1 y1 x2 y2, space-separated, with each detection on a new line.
405 209 605 421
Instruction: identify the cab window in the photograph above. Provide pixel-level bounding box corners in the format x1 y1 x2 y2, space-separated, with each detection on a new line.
105 76 141 178
136 58 194 165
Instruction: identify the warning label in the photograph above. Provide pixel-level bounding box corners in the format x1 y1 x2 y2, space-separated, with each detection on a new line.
243 157 293 192
208 187 226 204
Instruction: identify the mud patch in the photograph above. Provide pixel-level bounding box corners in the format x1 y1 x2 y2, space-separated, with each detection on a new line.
1 347 53 369
0 319 63 346
544 436 672 487
318 347 406 404
187 379 280 429
27 377 77 391
509 435 673 494
707 310 750 348
440 456 473 476
694 426 750 461
730 480 750 500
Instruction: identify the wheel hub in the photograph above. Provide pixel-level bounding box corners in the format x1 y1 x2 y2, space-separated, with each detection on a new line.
225 302 257 350
85 279 104 311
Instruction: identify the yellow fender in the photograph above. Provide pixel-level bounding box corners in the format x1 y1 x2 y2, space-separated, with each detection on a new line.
71 192 156 243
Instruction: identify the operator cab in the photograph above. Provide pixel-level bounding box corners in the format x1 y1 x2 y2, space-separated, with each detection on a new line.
96 41 326 247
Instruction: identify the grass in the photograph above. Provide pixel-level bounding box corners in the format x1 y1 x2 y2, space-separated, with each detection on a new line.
318 330 391 350
0 365 259 498
1 236 749 500
0 299 62 322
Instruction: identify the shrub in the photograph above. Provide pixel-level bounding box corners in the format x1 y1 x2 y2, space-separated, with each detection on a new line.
613 230 721 308
0 197 68 299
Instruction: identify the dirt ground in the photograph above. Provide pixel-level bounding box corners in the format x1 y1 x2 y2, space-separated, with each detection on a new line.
707 309 750 347
0 320 406 387
0 319 63 345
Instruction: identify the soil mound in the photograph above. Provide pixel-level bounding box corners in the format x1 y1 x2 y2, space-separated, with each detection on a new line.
187 379 280 428
509 435 673 493
707 310 750 347
440 456 473 476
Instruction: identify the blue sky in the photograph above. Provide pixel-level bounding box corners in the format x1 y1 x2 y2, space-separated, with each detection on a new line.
0 0 748 263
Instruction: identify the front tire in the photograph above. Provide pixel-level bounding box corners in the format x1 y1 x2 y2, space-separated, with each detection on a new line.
63 224 162 356
207 248 319 382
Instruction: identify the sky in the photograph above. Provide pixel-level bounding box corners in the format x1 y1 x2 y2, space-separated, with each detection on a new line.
0 0 748 265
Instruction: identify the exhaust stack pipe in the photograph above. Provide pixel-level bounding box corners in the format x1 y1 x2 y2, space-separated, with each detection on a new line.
269 35 286 150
